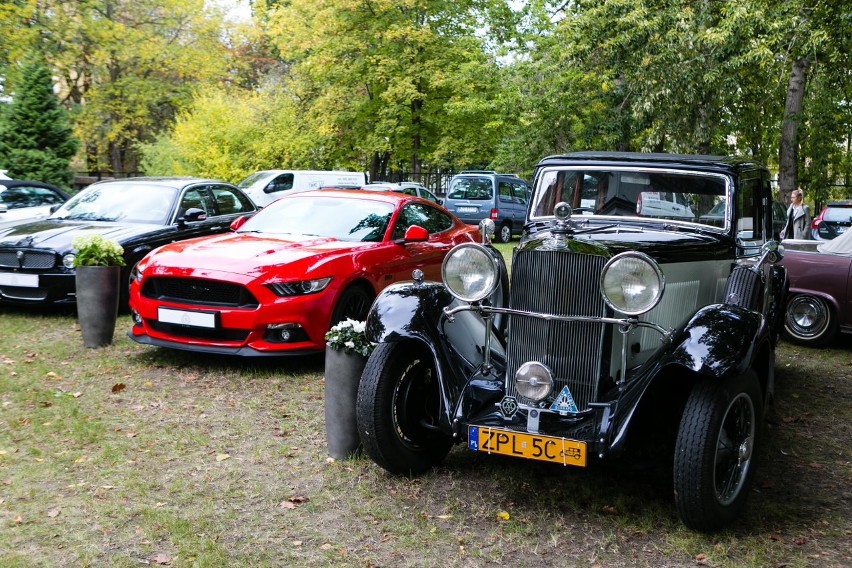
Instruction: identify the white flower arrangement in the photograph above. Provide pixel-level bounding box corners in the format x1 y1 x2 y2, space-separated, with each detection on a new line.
325 319 375 357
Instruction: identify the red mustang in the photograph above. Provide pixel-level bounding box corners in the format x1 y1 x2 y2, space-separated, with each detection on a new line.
127 190 478 356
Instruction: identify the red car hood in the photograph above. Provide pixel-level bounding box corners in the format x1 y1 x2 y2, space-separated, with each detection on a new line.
145 233 368 276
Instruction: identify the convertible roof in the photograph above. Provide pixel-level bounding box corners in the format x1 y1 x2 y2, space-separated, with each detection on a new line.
817 227 852 255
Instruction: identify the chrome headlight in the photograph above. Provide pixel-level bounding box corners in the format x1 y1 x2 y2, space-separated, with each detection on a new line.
514 361 554 402
267 277 332 297
600 252 664 315
62 253 76 269
441 243 499 302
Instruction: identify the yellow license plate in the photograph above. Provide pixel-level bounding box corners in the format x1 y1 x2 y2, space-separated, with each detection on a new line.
468 426 586 467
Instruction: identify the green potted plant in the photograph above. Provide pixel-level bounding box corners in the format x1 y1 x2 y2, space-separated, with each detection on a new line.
72 234 126 348
323 319 375 459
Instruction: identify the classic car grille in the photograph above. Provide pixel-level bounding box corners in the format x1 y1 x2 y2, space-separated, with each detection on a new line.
506 249 608 412
142 277 259 308
0 250 57 269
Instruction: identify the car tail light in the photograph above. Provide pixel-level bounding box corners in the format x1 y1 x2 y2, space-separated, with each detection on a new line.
812 206 827 229
490 208 498 220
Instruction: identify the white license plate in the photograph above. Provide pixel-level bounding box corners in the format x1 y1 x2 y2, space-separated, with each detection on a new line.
0 272 38 288
157 307 217 328
457 206 477 213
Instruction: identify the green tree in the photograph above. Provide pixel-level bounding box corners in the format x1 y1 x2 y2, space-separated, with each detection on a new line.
0 0 242 175
0 53 78 187
258 0 508 180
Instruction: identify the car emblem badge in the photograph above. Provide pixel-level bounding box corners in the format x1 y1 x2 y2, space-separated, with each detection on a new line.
499 396 518 417
550 386 579 414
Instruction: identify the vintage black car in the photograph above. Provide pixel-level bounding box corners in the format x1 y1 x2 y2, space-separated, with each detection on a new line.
0 177 256 306
355 152 787 531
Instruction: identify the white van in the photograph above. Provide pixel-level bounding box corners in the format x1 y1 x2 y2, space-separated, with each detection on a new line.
236 170 367 207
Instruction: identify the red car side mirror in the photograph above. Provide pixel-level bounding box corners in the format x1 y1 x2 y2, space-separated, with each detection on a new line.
396 225 429 244
230 216 248 231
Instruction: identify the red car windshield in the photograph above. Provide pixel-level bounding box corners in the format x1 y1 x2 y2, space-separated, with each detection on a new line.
239 195 395 242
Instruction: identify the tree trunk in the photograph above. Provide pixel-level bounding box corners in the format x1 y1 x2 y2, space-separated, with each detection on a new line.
778 58 810 205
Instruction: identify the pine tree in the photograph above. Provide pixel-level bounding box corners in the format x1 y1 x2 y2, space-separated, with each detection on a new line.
0 53 78 188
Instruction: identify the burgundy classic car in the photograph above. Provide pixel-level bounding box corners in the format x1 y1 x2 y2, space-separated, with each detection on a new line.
780 229 852 345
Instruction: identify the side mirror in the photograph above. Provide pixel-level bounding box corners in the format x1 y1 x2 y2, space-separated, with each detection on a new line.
50 204 62 214
177 207 207 226
396 225 429 244
230 216 248 231
0 204 7 214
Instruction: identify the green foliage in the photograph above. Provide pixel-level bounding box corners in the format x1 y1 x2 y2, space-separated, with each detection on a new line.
71 234 126 267
0 53 78 188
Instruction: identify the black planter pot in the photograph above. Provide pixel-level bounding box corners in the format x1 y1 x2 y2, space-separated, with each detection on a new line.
75 265 121 348
324 346 367 459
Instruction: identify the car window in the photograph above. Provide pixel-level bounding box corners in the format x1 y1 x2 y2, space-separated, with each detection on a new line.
498 181 513 203
265 173 295 194
240 195 394 242
392 203 453 239
210 185 252 216
824 205 852 222
512 182 528 204
179 188 210 218
0 185 64 209
53 183 177 224
448 177 492 200
735 177 762 242
421 189 440 203
532 169 727 226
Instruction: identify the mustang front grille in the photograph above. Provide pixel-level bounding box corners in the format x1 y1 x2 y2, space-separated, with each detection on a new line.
142 277 259 308
505 249 608 412
0 250 57 269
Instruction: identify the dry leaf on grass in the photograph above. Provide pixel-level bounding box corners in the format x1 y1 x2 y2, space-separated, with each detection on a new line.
111 383 126 393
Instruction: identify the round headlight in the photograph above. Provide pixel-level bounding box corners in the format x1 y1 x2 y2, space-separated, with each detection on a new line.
600 252 664 315
515 361 554 402
441 243 500 302
62 253 76 269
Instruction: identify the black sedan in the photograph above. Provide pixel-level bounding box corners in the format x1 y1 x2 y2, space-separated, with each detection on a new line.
0 177 256 305
0 180 71 230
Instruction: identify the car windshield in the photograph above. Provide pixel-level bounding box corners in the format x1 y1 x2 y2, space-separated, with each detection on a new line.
238 195 394 242
51 183 178 224
824 205 852 222
530 168 728 228
237 171 275 189
447 177 493 200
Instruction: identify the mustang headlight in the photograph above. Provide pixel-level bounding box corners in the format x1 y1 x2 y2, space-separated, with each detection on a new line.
267 277 332 297
600 252 664 315
441 243 499 303
515 361 554 402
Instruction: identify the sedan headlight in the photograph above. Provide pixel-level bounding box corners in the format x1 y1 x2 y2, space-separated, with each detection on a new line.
600 252 664 315
62 253 76 269
441 243 499 303
267 277 332 297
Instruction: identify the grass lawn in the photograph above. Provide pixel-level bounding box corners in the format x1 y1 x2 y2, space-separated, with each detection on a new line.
1 297 850 566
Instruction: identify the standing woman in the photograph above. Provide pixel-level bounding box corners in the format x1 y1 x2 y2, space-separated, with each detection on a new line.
783 189 811 240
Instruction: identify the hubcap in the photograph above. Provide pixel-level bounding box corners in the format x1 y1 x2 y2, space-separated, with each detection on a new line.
787 295 829 339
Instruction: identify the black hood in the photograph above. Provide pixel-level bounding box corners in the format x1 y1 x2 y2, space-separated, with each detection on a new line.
520 224 734 263
0 219 169 254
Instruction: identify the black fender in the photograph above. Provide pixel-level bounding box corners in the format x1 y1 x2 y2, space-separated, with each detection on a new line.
665 303 768 379
364 281 507 435
607 303 771 455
